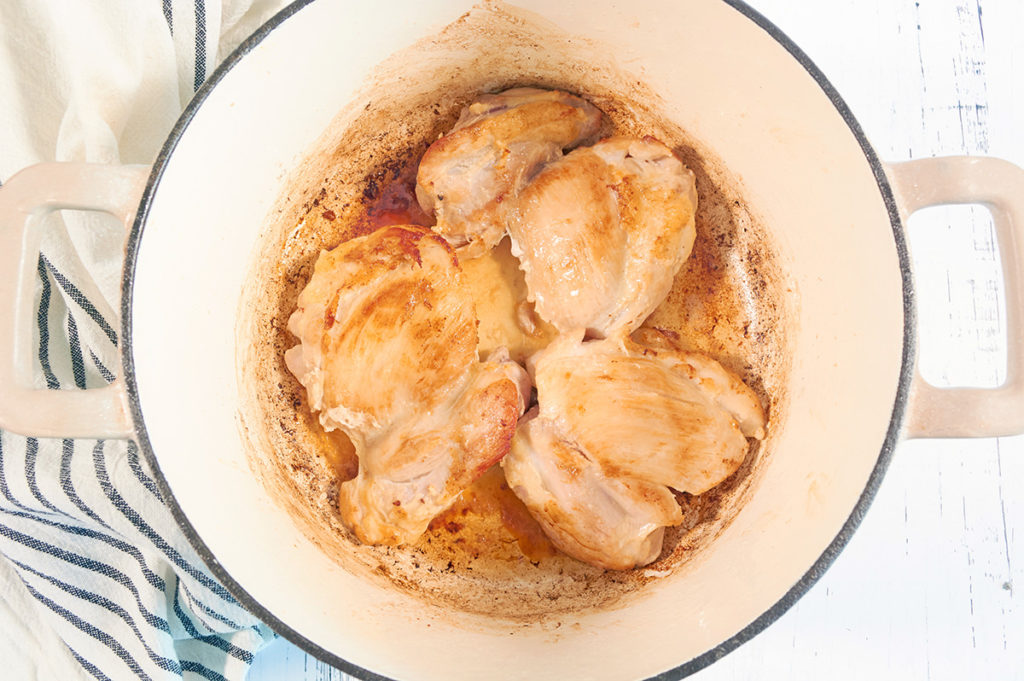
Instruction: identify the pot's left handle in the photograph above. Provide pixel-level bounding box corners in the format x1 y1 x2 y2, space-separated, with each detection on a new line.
0 163 149 439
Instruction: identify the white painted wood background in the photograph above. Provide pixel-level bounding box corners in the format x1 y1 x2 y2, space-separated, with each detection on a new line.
249 1 1024 679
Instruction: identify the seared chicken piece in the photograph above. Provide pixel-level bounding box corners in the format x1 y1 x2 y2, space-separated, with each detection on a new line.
508 137 697 338
416 88 602 258
531 333 765 492
338 350 529 544
502 333 764 569
503 410 683 571
285 225 530 545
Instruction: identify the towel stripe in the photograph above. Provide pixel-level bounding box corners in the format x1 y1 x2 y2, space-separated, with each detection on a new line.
89 349 116 383
15 559 184 676
25 437 66 515
0 434 35 512
23 581 155 681
193 0 207 92
127 442 163 500
60 440 111 529
36 257 60 389
69 647 114 681
41 256 118 346
162 0 174 34
180 660 228 681
67 311 87 389
195 632 255 665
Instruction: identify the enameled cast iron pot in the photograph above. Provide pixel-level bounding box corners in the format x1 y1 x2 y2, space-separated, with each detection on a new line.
2 2 1024 679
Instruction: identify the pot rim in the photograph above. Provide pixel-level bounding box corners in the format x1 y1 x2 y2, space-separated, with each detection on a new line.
120 1 916 679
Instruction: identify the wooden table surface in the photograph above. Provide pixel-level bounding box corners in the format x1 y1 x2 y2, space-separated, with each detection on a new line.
250 1 1024 678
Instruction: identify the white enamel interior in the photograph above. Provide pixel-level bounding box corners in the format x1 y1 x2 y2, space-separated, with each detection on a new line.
129 1 906 680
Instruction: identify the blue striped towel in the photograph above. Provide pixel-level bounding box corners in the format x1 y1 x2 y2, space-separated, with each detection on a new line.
0 2 292 678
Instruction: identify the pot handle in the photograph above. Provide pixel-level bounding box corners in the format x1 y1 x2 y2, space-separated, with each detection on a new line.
0 163 149 440
887 156 1024 438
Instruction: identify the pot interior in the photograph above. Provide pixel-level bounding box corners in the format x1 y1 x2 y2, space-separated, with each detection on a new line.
127 2 907 679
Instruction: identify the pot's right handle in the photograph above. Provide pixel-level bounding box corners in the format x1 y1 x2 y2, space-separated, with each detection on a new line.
0 163 149 440
888 156 1024 438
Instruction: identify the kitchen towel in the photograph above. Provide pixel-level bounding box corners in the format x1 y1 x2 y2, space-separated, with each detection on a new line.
0 2 292 679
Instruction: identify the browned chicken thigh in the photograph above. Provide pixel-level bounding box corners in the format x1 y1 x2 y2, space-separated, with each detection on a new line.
508 137 697 338
285 225 530 545
502 332 764 569
503 409 684 570
416 88 602 258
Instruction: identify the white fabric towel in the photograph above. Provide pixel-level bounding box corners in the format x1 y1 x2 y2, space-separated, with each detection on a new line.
0 2 293 679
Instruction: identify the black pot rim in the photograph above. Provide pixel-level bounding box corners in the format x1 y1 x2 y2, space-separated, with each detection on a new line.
121 2 915 679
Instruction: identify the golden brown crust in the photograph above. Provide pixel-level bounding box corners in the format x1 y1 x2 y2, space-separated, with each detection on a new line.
287 223 530 548
291 225 477 424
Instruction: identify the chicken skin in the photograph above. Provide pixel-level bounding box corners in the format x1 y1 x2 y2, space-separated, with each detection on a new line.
503 410 684 571
507 137 697 338
285 225 530 545
416 88 602 258
502 332 764 569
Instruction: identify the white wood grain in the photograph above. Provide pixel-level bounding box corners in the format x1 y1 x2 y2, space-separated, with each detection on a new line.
249 1 1024 679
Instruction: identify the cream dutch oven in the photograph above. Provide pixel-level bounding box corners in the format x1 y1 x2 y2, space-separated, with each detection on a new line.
1 2 1023 680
